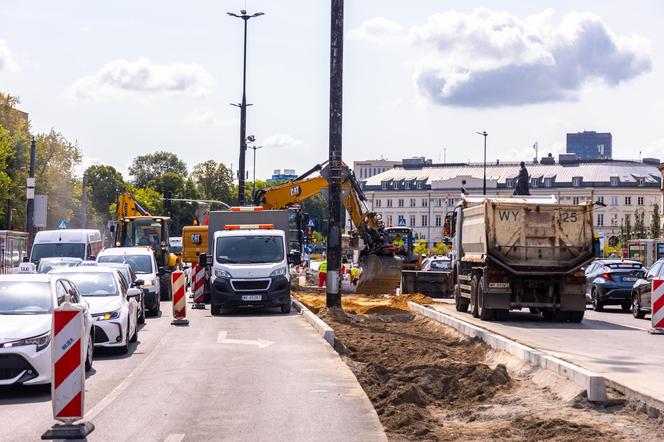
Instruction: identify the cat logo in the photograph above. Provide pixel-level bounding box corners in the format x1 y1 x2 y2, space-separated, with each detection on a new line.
191 233 202 245
290 186 302 197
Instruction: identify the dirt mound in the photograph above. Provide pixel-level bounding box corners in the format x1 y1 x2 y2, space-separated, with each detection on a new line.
293 292 433 315
500 416 618 441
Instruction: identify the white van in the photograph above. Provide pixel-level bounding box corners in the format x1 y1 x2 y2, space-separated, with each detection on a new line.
30 229 103 265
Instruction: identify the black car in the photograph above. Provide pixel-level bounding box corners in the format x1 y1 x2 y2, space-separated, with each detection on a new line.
631 258 664 319
585 259 645 311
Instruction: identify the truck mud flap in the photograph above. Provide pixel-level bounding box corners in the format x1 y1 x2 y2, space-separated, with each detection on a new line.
356 255 402 295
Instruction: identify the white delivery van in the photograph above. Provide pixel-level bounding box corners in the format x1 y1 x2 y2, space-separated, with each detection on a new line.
30 229 103 265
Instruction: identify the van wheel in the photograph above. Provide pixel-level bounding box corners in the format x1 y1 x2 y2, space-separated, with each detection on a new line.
281 302 292 314
211 304 222 316
477 277 494 321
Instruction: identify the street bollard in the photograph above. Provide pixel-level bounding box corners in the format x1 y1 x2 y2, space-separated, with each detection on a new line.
41 301 94 439
649 278 664 334
171 271 189 325
192 264 206 309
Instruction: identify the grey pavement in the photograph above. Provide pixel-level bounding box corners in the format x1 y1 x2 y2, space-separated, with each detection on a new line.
0 303 385 442
431 302 664 404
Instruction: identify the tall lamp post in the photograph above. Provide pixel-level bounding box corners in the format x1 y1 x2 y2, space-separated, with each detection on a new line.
476 131 488 195
228 9 264 206
248 145 263 201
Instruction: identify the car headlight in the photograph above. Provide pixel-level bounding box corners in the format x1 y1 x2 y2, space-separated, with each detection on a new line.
214 269 232 278
270 266 288 277
142 278 154 287
1 332 51 352
94 309 121 321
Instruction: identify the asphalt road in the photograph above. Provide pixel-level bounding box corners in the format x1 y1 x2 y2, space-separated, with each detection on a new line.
432 301 664 405
0 302 385 442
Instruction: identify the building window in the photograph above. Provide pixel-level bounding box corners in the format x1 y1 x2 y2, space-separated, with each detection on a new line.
611 196 618 206
398 215 405 226
573 196 580 205
417 181 423 190
435 198 442 207
544 178 553 188
422 198 428 207
597 214 604 226
531 178 540 188
448 198 455 206
398 199 404 208
381 182 388 190
610 176 619 186
506 178 514 187
386 215 392 226
625 196 632 206
637 177 645 187
409 215 415 227
572 177 582 187
387 199 393 208
597 196 604 205
404 181 410 190
435 215 442 227
375 199 381 208
410 198 416 207
638 196 644 206
421 215 428 227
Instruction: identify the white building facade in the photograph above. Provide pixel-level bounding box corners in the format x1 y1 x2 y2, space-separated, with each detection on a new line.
353 159 401 181
361 158 661 247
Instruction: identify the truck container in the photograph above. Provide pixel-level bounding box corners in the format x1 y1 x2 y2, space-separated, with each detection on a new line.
447 196 594 322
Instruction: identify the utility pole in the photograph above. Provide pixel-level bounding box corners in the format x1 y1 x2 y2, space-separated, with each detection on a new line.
476 131 488 195
26 136 36 247
326 0 344 308
228 10 264 206
81 172 88 228
248 145 263 201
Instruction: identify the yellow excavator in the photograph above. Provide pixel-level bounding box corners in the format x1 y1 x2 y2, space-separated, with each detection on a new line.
254 161 403 294
112 193 179 300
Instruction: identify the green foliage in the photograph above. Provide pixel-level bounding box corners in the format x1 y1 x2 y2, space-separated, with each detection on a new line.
634 210 646 240
85 165 126 219
129 151 187 188
431 242 450 256
651 204 661 239
191 160 234 204
312 230 325 245
127 186 164 215
414 239 429 255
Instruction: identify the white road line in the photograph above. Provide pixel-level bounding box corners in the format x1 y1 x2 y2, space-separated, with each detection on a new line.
164 434 185 442
84 338 167 422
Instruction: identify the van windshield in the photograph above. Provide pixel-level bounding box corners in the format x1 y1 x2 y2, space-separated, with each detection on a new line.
31 243 86 263
216 235 284 264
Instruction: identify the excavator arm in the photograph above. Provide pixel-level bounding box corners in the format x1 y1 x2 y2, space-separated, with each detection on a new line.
116 193 151 220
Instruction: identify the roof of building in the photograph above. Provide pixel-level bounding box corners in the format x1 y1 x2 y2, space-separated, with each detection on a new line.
363 159 661 189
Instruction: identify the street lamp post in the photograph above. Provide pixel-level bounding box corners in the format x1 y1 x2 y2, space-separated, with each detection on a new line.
476 131 488 195
248 145 263 201
228 9 264 206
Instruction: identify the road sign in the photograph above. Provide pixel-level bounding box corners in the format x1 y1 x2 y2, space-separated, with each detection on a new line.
57 219 69 230
308 219 315 228
398 218 406 227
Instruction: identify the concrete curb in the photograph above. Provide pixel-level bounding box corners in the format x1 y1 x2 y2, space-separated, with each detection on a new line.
408 302 607 402
292 299 335 347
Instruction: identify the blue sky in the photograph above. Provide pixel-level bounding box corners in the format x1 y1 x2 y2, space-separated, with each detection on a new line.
1 1 662 180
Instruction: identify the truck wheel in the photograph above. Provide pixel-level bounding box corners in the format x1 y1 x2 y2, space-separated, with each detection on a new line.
555 310 570 322
541 309 555 321
470 278 480 318
494 309 509 321
211 304 221 316
477 277 494 321
455 285 469 312
568 311 584 323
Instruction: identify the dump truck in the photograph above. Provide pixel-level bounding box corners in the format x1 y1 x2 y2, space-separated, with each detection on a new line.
446 195 594 322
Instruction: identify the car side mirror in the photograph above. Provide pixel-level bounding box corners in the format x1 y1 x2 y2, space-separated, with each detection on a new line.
132 279 145 287
127 288 141 299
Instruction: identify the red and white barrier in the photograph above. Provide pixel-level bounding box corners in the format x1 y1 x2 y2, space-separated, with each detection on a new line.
42 301 94 439
192 264 206 307
171 271 188 325
650 279 664 334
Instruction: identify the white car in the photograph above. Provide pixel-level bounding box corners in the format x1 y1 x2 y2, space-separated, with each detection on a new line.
0 274 94 386
97 247 162 317
52 267 140 354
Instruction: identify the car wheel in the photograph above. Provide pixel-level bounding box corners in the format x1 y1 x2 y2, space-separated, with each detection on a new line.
129 318 138 343
620 302 631 312
119 325 130 354
281 302 292 314
85 331 94 371
632 293 646 319
211 304 221 316
138 298 146 324
591 288 604 312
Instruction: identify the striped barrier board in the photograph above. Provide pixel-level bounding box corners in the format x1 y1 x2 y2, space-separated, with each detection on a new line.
42 302 94 439
171 271 189 325
650 279 664 334
192 264 206 307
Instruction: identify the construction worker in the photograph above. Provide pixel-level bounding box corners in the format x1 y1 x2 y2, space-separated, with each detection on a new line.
318 259 327 292
392 234 405 248
350 266 360 286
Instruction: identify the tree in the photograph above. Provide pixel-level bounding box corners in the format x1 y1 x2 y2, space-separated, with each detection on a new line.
85 165 126 219
651 203 661 239
129 151 187 188
191 160 234 204
621 215 632 242
634 210 646 240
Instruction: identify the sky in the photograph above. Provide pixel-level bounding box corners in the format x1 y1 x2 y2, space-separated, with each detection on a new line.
1 0 663 181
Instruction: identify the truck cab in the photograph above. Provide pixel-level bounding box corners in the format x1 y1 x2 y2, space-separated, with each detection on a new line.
210 224 291 315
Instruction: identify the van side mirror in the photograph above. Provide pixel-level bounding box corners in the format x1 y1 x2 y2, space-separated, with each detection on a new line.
288 251 302 265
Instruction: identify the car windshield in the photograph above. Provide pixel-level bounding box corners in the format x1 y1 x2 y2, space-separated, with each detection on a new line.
216 235 284 264
429 260 451 270
98 255 153 274
37 259 81 274
31 243 86 262
64 272 119 297
0 282 52 314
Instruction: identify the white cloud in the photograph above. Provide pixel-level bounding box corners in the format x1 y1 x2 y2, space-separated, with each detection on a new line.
183 109 236 127
642 139 664 160
409 8 651 107
69 58 215 100
0 40 20 72
262 133 307 150
348 17 404 44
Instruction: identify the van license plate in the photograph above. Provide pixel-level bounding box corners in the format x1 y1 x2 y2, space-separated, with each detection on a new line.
242 295 262 301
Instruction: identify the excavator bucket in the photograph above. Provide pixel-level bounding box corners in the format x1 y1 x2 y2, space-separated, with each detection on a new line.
356 255 403 295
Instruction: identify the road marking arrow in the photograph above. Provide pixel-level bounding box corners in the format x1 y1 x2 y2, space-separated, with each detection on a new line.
217 331 274 349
